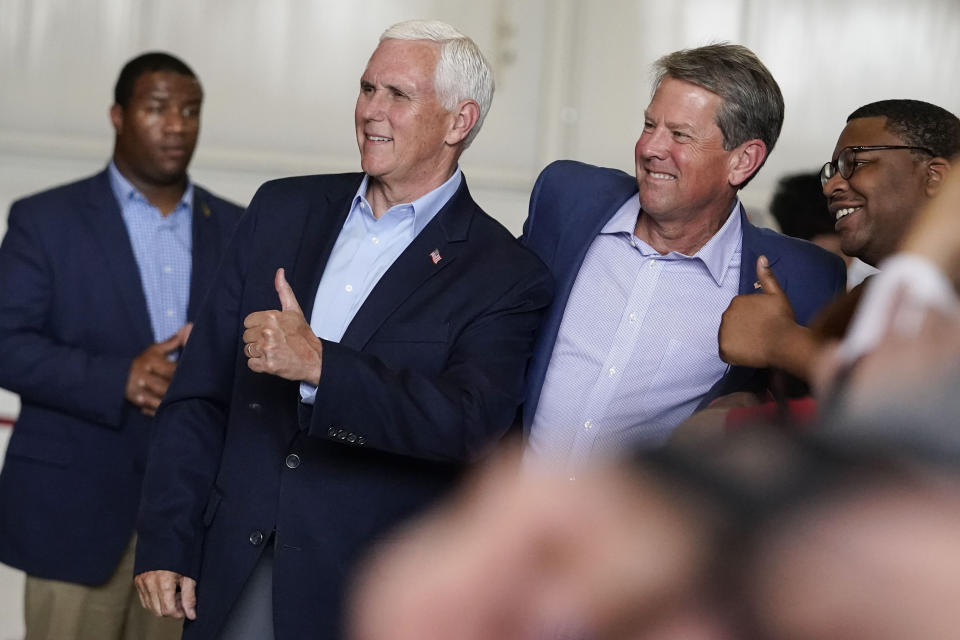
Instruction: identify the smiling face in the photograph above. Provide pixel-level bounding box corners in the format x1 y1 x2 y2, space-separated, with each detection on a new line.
110 70 202 188
824 117 932 266
355 39 459 203
634 77 741 228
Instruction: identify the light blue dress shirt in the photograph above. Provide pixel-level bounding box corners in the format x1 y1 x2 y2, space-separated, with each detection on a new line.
527 194 742 469
299 169 462 403
108 162 193 344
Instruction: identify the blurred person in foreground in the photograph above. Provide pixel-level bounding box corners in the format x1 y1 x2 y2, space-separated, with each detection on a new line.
521 43 844 466
133 20 552 640
0 52 242 639
350 433 960 640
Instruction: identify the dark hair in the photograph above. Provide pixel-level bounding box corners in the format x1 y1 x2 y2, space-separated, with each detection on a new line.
769 172 834 241
114 52 200 108
848 99 960 160
653 43 784 187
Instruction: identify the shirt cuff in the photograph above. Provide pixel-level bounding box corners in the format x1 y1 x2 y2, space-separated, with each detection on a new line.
299 381 318 405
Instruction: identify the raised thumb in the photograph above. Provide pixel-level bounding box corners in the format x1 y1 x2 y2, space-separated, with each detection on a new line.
275 267 303 315
756 255 783 295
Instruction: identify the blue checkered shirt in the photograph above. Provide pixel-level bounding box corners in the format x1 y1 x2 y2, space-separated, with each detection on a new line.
108 162 193 344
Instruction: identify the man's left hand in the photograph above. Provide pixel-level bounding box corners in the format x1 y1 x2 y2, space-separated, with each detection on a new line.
719 255 797 368
243 268 323 384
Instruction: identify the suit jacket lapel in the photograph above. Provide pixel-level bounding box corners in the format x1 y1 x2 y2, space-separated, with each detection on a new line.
699 206 781 407
83 169 154 345
338 179 473 351
290 177 362 323
187 186 220 320
738 206 785 294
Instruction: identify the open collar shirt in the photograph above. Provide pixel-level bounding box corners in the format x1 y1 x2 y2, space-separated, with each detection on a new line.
299 168 462 403
527 194 743 471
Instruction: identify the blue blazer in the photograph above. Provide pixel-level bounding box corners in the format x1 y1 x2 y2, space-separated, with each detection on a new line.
521 161 847 426
134 173 553 640
0 168 242 585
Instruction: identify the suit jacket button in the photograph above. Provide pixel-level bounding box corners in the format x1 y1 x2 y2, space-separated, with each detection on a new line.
346 434 356 443
249 530 264 546
248 402 262 413
285 454 301 469
328 427 338 437
357 436 365 446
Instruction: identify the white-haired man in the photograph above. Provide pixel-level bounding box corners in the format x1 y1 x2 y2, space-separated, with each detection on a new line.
133 20 552 640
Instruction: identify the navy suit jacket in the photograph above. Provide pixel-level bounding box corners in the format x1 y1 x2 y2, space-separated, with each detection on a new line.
521 161 847 427
0 168 243 585
134 173 553 640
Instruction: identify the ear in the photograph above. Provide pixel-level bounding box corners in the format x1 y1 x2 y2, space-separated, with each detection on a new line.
924 156 951 198
727 139 767 188
444 100 481 146
109 103 124 135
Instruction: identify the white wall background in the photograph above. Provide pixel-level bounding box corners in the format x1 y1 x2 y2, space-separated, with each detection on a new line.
0 0 959 635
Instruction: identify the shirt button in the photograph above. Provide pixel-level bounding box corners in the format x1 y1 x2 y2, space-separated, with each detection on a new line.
628 313 637 322
285 454 301 469
345 284 353 292
569 476 576 482
649 260 657 268
608 367 617 376
371 236 380 244
163 265 172 274
166 309 174 317
249 530 264 546
584 420 592 430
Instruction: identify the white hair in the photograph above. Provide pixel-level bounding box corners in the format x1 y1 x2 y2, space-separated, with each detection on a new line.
380 20 494 148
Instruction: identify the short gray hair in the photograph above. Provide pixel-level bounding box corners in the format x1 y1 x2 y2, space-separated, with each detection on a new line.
380 20 494 148
653 43 784 187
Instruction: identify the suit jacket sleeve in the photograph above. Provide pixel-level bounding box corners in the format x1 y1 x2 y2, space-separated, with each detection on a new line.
135 200 255 578
0 199 132 427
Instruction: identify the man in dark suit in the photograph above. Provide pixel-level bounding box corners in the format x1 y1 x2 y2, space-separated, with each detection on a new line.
521 44 846 464
134 20 552 640
0 52 242 639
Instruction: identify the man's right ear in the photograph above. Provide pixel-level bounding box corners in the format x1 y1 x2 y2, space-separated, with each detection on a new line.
109 104 124 135
925 156 952 198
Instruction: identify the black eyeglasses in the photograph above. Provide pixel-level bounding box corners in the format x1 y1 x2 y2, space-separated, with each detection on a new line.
820 145 934 187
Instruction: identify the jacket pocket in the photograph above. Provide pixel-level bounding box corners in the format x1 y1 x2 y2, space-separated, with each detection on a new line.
6 430 73 467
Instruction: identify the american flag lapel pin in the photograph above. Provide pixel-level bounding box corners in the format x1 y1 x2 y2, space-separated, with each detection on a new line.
201 202 212 218
430 248 442 265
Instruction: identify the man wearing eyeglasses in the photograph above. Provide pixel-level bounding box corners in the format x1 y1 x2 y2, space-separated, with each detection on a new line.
717 99 959 383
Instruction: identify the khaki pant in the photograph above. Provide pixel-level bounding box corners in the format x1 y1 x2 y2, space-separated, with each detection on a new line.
24 535 183 640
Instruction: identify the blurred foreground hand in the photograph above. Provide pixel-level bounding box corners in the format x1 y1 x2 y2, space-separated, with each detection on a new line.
348 446 721 640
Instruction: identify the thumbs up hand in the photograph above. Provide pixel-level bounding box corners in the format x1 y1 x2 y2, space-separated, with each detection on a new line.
719 256 800 370
242 267 324 384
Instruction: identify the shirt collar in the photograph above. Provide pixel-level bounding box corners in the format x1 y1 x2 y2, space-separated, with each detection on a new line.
352 168 463 236
107 161 194 214
602 195 743 286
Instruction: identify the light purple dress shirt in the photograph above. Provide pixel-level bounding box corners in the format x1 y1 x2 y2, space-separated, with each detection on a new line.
527 194 742 470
